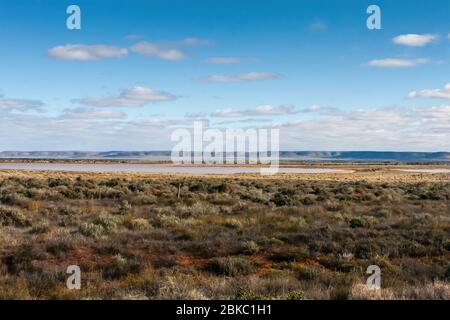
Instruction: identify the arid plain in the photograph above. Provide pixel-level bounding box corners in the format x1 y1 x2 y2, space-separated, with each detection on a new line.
0 163 448 299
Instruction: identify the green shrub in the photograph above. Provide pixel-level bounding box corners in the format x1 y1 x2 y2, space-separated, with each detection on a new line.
301 196 315 205
232 287 266 300
30 222 51 234
325 201 343 212
48 178 70 187
94 214 120 232
349 218 363 228
79 223 105 238
58 214 79 227
241 241 259 255
118 200 132 214
444 264 450 280
102 254 143 279
0 206 30 227
297 266 317 280
223 218 243 229
129 194 157 205
443 239 450 251
270 246 308 262
337 263 358 273
349 216 376 228
152 213 182 228
208 256 256 276
285 290 305 300
287 216 307 230
78 214 120 238
125 218 150 230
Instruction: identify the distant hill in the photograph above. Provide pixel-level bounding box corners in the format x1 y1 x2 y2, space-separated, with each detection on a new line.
278 151 450 161
0 151 449 162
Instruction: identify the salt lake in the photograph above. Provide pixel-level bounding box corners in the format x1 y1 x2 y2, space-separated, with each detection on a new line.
0 163 352 174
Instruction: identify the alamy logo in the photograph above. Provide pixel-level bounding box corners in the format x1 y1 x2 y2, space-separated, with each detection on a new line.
66 265 81 290
66 5 81 30
366 265 381 290
366 5 381 30
171 121 280 174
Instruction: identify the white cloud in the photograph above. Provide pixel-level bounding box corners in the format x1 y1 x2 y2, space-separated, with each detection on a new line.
407 83 450 100
202 72 281 83
1 105 449 151
60 107 127 120
179 38 212 46
185 112 207 118
130 41 185 60
366 58 429 68
216 118 272 125
274 105 450 151
204 57 244 64
211 108 244 118
416 105 450 120
300 105 340 114
393 34 438 47
211 105 295 117
311 20 327 31
247 105 296 115
75 86 176 107
48 44 128 61
0 98 43 112
130 38 210 61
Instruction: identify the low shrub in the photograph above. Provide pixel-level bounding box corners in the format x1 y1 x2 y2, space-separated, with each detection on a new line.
124 218 150 230
102 254 144 279
208 256 256 276
240 241 259 255
285 290 305 300
232 287 266 300
79 223 105 238
223 218 243 229
0 206 30 227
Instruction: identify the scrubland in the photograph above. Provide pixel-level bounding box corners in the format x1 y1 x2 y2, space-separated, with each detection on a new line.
0 167 448 300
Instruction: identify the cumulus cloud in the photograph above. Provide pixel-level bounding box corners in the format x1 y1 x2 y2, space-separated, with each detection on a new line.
202 72 281 83
48 44 128 61
393 34 438 47
75 86 176 108
1 105 448 151
130 38 211 60
60 107 127 120
211 105 296 117
247 105 296 115
216 118 272 125
204 57 244 64
416 105 450 120
211 108 245 118
0 98 43 113
300 105 340 114
185 112 207 118
178 38 212 46
130 41 185 60
366 58 429 68
407 83 450 100
274 105 450 151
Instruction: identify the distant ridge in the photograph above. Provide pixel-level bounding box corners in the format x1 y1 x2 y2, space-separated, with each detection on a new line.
0 151 449 162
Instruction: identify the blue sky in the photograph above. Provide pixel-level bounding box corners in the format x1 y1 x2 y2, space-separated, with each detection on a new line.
0 0 449 151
